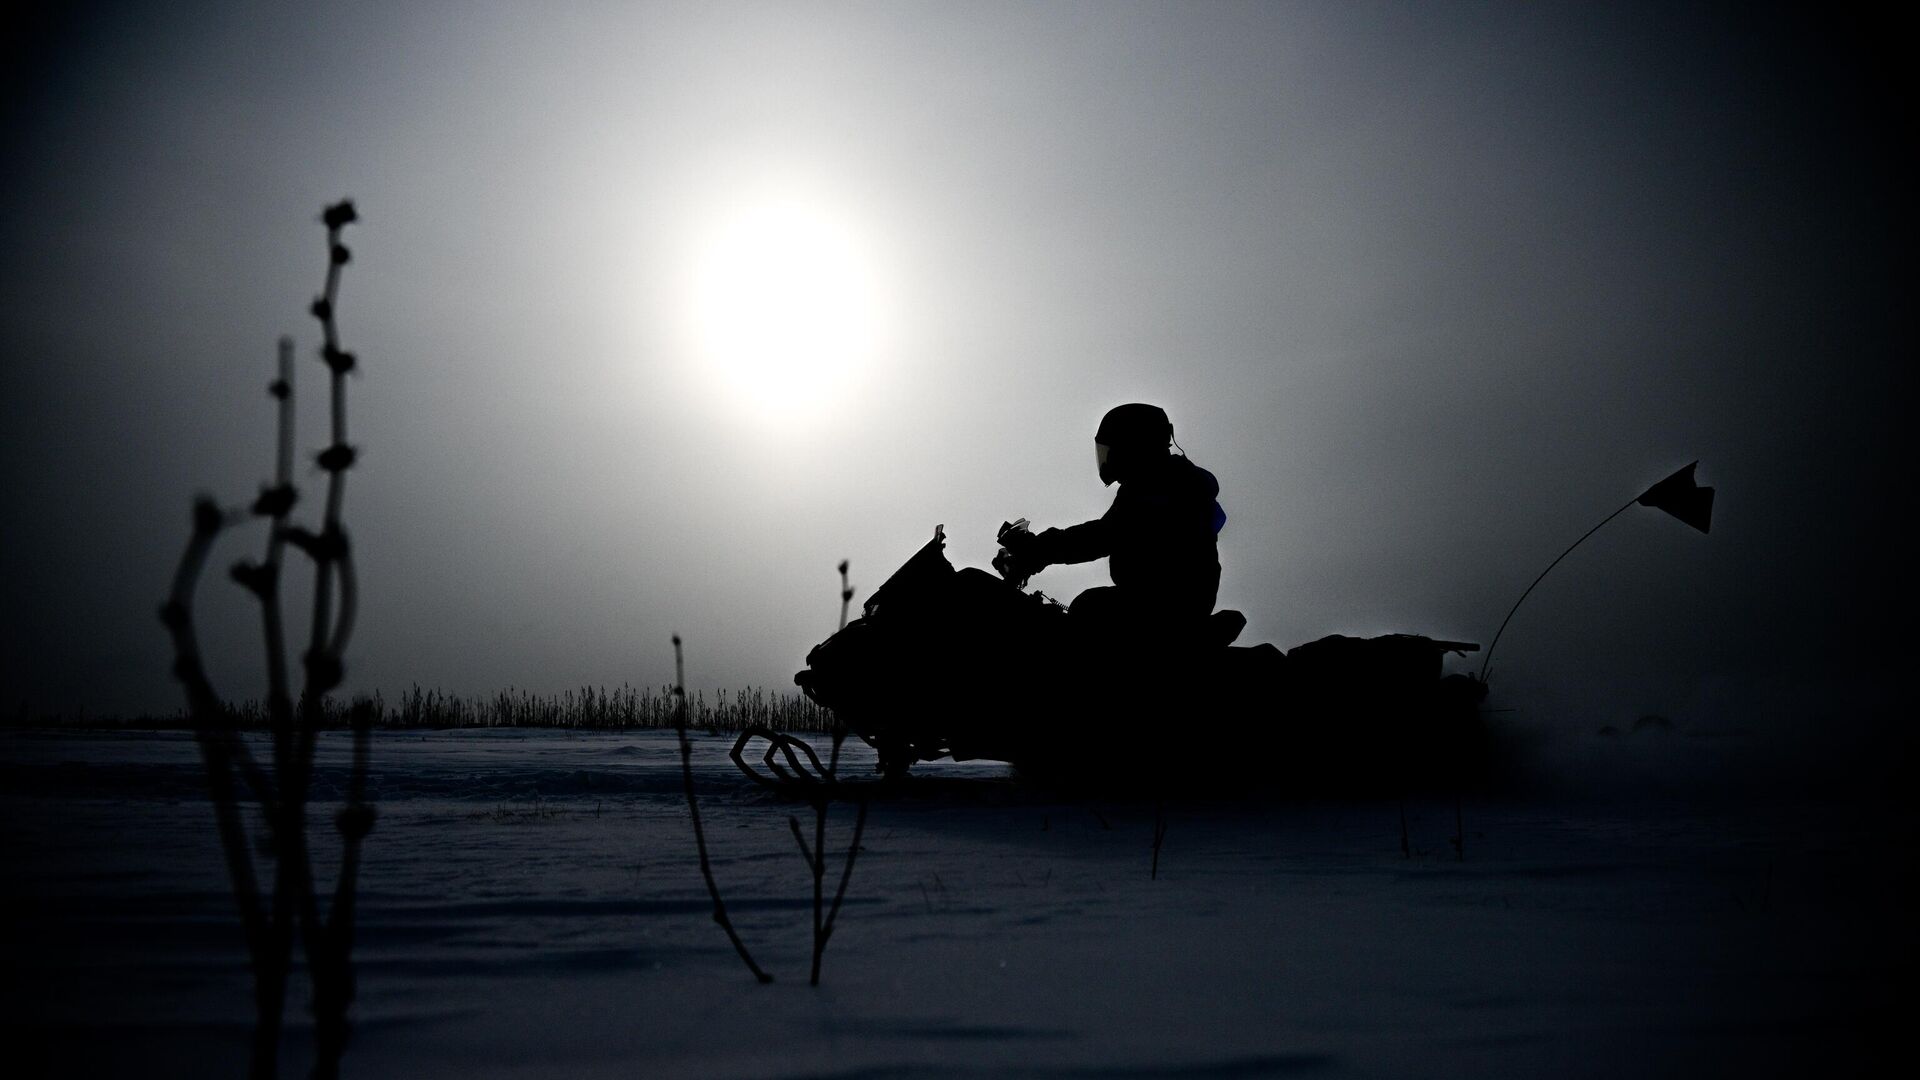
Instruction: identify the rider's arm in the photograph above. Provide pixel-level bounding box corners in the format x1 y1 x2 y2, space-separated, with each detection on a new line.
1026 517 1111 568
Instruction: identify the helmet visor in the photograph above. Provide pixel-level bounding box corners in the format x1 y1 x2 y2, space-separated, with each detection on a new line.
1096 441 1114 485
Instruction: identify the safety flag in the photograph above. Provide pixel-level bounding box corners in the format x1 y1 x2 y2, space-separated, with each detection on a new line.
1635 461 1714 534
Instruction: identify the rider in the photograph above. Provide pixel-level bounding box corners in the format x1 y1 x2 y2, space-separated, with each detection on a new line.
1002 403 1225 643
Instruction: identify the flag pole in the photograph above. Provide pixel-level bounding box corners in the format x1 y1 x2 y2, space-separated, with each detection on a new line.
1478 495 1639 683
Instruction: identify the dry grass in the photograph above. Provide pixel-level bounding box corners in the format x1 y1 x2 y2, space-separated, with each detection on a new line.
17 684 838 733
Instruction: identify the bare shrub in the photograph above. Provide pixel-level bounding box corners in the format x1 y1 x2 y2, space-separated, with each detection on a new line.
158 200 374 1080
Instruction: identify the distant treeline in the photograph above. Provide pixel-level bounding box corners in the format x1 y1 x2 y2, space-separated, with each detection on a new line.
11 684 837 733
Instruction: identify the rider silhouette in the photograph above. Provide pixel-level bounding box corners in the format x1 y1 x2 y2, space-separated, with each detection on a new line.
1003 403 1225 642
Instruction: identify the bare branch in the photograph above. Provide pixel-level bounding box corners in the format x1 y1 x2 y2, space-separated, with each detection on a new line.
163 201 378 1080
672 635 773 983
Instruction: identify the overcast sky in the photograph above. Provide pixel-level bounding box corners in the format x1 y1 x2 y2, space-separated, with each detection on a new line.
1 2 1905 742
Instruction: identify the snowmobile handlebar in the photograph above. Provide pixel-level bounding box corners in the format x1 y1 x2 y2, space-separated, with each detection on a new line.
993 518 1035 587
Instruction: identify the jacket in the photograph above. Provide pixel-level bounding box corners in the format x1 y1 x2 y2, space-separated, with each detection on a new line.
1029 454 1224 618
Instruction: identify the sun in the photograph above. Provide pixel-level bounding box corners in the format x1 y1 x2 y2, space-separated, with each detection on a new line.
686 201 887 416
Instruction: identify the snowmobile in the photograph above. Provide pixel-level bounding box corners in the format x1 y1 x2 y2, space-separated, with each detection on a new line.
768 525 1488 793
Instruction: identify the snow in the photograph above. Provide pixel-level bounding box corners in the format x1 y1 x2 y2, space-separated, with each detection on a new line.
1 727 1906 1078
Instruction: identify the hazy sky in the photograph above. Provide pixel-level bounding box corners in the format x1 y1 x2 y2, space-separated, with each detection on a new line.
1 2 1905 737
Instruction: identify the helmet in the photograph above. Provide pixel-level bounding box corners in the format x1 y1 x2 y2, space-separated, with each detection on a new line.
1094 403 1172 486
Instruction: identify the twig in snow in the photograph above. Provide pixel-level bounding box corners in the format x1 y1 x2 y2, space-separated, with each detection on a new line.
161 200 376 1080
1151 801 1168 880
804 558 867 986
672 634 772 983
838 559 854 632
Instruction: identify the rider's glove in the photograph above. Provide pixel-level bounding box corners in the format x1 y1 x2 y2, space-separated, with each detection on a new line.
994 521 1044 583
1002 527 1044 564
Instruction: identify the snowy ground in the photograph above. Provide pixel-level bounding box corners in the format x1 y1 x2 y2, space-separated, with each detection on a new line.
2 727 1908 1079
